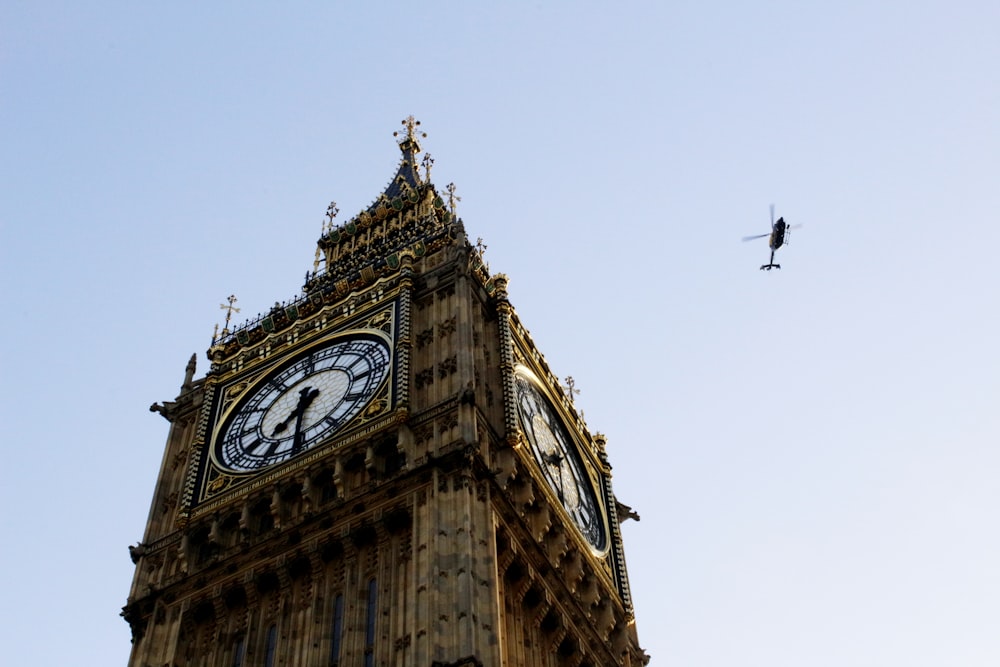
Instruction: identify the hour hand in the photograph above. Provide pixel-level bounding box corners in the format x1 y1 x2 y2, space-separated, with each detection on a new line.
541 452 566 501
542 452 563 467
272 417 291 435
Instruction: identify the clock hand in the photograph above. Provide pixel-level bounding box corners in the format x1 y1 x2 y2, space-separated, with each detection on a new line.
541 452 566 503
271 387 320 436
291 388 320 452
555 461 565 503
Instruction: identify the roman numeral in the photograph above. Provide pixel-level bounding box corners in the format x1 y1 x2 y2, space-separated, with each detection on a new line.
345 354 369 371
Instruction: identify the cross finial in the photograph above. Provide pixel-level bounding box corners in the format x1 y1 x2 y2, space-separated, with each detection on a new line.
446 182 461 214
563 376 580 403
422 153 434 182
220 294 240 333
394 116 426 144
325 201 339 234
472 237 490 273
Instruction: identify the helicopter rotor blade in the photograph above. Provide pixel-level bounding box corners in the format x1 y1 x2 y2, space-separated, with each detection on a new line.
787 223 803 230
742 233 769 242
770 204 775 227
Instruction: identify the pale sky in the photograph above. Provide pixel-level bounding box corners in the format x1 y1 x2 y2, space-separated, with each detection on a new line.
2 2 998 665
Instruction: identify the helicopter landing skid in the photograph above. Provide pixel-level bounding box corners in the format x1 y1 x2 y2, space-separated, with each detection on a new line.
759 263 781 271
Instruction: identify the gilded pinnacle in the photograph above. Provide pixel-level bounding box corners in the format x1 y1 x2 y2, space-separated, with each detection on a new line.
446 182 461 214
564 376 580 402
220 294 240 332
394 115 426 146
422 153 434 182
325 201 339 234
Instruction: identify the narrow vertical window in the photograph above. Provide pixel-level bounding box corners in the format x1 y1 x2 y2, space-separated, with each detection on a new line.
364 579 377 667
329 594 344 667
231 636 245 667
263 624 277 667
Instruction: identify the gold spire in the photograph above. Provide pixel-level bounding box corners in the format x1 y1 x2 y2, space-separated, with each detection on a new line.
394 115 426 145
563 376 580 403
422 152 434 182
219 294 240 334
446 182 461 214
325 201 339 233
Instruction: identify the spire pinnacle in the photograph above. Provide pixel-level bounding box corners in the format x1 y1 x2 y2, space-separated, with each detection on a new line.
219 295 240 334
446 182 461 214
324 201 339 234
394 115 426 153
422 152 434 182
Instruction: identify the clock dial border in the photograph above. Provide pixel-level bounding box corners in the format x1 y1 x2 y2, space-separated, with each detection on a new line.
513 366 609 553
189 296 400 511
210 331 393 474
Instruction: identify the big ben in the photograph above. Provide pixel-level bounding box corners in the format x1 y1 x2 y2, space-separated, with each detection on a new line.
123 118 647 667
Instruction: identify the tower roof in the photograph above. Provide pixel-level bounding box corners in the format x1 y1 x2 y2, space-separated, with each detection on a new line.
304 116 453 291
209 118 466 361
384 115 425 198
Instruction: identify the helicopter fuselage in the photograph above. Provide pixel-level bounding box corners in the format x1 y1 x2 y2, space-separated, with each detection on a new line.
769 217 787 250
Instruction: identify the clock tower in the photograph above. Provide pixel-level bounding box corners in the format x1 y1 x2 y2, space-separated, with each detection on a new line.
123 118 647 667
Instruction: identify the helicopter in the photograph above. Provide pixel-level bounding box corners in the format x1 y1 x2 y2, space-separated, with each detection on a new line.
743 205 800 270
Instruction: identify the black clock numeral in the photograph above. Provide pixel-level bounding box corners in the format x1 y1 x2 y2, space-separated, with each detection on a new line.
261 440 282 458
345 354 367 370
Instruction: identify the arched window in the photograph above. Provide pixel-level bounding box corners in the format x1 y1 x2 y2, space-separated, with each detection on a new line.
250 498 274 535
364 579 377 667
329 594 344 667
263 624 277 667
231 636 245 667
314 469 336 505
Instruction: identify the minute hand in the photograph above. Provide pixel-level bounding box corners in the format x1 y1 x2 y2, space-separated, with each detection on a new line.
272 387 320 436
291 387 320 452
541 452 566 502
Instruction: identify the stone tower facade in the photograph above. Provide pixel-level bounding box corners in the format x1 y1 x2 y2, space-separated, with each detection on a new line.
123 119 647 667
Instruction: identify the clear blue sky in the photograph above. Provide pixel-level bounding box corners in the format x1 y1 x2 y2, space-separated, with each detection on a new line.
2 2 998 665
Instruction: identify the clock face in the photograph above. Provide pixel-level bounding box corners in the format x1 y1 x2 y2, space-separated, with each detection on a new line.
214 334 391 473
514 371 607 551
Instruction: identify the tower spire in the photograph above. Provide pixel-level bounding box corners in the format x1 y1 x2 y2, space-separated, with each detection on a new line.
393 115 426 154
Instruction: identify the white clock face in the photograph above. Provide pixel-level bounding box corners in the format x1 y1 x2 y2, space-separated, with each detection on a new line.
514 371 607 551
214 334 391 472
